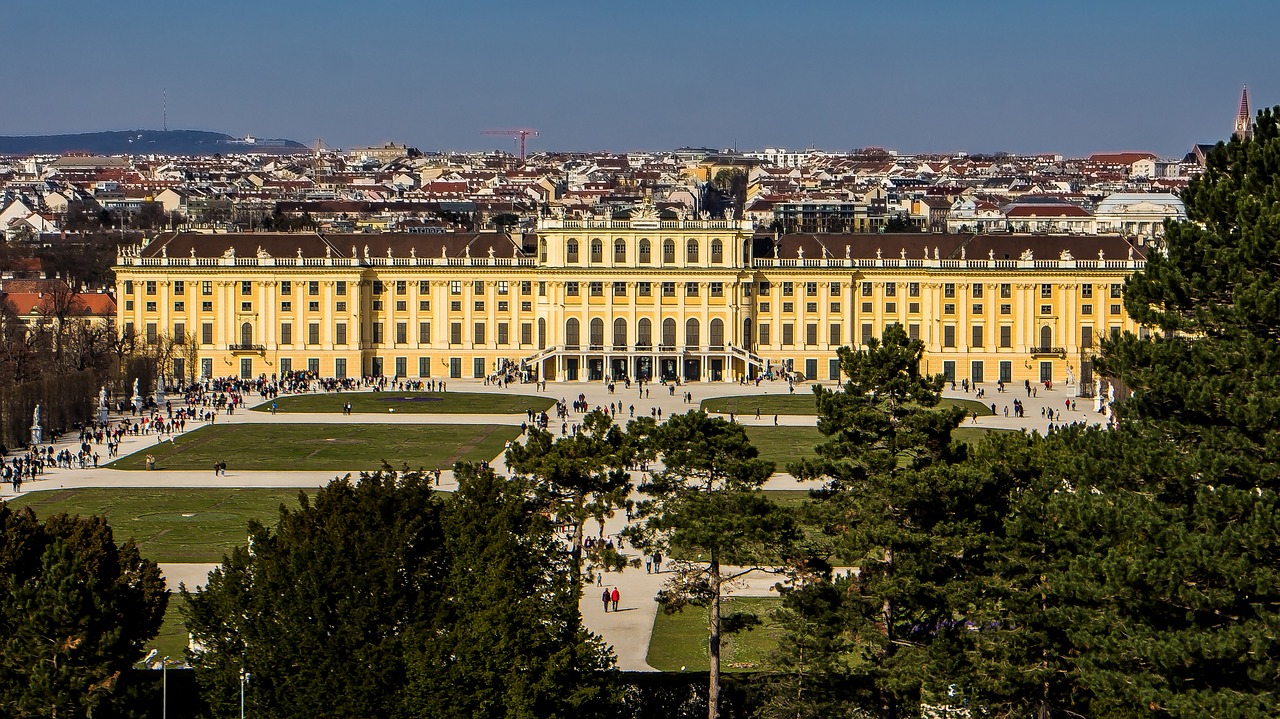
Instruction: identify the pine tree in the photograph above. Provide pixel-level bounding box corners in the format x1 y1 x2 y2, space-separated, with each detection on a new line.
628 410 797 719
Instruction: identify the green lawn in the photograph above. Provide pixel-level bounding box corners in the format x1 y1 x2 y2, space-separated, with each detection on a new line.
253 391 553 415
742 426 821 467
647 596 784 672
147 598 191 664
110 423 520 472
702 394 994 417
8 488 314 563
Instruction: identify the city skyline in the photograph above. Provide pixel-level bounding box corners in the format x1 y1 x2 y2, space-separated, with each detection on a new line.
3 0 1275 156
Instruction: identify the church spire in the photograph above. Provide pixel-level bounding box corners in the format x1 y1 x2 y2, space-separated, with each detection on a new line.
1234 85 1252 142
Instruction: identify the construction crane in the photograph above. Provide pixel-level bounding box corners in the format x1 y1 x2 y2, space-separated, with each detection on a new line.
482 128 538 161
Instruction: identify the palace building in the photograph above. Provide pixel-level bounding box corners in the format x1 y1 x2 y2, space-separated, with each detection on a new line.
114 202 1147 393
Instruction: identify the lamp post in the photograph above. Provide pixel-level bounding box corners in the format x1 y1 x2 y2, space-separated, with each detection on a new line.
162 656 170 719
240 663 249 719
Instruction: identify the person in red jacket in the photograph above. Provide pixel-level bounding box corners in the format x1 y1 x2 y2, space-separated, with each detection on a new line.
611 587 620 612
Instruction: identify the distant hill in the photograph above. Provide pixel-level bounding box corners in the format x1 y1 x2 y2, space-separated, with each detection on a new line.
0 130 308 156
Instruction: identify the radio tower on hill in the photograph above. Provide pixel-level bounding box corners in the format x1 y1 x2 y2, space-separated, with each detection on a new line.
1234 85 1252 142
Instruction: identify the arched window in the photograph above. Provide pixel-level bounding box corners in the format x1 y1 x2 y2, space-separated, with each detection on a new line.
663 239 676 264
590 239 603 263
565 318 580 348
566 239 579 264
614 238 626 263
590 318 605 349
537 318 546 350
1040 325 1053 349
710 239 723 264
539 240 547 263
686 239 699 263
685 318 700 348
638 239 651 264
637 318 652 348
613 318 627 349
662 318 676 349
709 318 724 350
742 318 753 350
240 322 253 346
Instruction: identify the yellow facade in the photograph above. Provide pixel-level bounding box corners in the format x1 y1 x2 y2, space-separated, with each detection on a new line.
115 216 1145 391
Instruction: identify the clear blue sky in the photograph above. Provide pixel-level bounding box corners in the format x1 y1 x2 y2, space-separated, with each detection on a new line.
3 0 1275 156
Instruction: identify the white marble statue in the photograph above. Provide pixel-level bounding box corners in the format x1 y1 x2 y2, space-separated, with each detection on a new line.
797 246 804 260
1060 249 1073 261
487 246 495 259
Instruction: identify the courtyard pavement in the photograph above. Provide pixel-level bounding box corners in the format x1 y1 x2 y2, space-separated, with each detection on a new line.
0 376 1110 670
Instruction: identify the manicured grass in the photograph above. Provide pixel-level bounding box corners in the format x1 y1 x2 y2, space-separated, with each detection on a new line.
742 426 821 467
109 423 520 472
8 488 314 563
147 598 191 664
253 391 553 415
647 596 784 672
702 394 994 417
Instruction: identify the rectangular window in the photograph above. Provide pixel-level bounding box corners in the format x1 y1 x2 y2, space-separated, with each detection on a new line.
173 280 185 295
908 323 920 341
782 323 794 345
280 281 292 295
419 357 430 377
337 281 347 296
146 302 157 312
396 280 407 295
885 302 896 313
473 358 485 378
449 357 462 378
520 281 531 295
1041 283 1052 299
174 301 185 312
396 322 407 344
805 324 818 345
336 301 347 312
1000 303 1011 315
1081 326 1094 348
372 300 383 311
309 323 320 345
830 302 841 312
806 282 818 296
420 300 430 311
1110 283 1123 298
277 358 290 375
520 301 531 311
146 323 158 344
1040 305 1052 315
124 280 134 295
497 301 508 312
944 303 955 315
782 282 794 296
999 360 1012 383
685 282 699 297
1000 283 1011 298
758 323 770 345
147 281 157 295
450 322 462 344
335 358 348 379
971 360 984 384
202 301 213 312
829 359 840 380
1081 284 1093 298
662 282 676 297
614 281 627 297
395 357 407 377
309 301 320 312
943 326 956 347
782 302 794 313
759 302 770 312
173 322 185 344
830 282 841 296
538 281 546 296
972 325 984 348
999 326 1012 348
450 301 461 312
1111 304 1122 315
830 324 842 345
201 281 212 296
419 280 430 295
372 323 384 344
474 301 485 311
566 282 579 296
885 282 896 297
396 301 407 312
336 323 348 345
638 282 652 296
710 282 724 297
521 323 532 345
943 361 956 382
240 302 252 312
1111 326 1121 339
373 280 385 295
944 283 956 298
473 280 484 294
309 281 319 296
281 301 292 312
449 281 461 295
240 281 251 296
497 281 508 295
419 322 430 343
589 282 603 297
759 281 771 295
861 302 871 313
861 323 873 345
807 303 819 313
201 323 213 345
861 282 873 296
497 323 509 345
909 282 920 297
805 359 818 380
280 323 292 345
909 302 920 314
972 284 983 298
473 322 485 345
972 304 983 314
1082 304 1093 315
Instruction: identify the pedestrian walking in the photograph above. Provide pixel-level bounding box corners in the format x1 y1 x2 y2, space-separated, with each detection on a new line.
653 551 662 573
611 587 620 611
602 588 611 613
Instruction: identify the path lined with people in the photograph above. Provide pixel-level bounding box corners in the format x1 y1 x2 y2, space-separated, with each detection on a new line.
0 376 1111 670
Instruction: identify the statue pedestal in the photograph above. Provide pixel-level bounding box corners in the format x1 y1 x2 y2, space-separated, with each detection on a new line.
133 395 144 414
154 388 166 407
30 425 42 446
98 405 109 423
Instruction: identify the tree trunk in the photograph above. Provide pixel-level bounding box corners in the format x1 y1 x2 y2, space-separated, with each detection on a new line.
708 552 722 719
